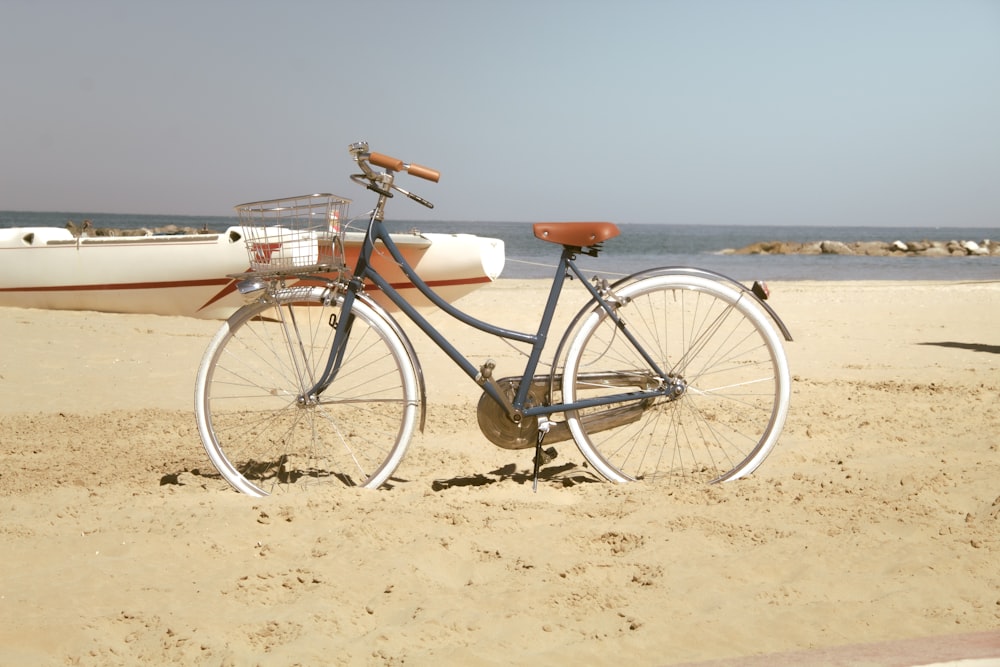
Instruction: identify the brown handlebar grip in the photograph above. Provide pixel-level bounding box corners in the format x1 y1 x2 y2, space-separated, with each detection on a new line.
406 163 440 182
369 152 404 172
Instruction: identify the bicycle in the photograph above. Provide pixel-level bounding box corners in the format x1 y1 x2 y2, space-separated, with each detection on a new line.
194 141 793 497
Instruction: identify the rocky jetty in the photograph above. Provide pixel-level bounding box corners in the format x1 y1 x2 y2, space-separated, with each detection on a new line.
721 238 999 257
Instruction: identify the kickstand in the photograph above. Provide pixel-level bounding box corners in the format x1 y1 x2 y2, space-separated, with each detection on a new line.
532 419 552 493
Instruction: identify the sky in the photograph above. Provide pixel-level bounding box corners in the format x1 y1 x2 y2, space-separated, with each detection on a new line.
1 0 998 227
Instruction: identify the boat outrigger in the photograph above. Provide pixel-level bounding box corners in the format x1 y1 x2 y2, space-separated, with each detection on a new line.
0 223 504 319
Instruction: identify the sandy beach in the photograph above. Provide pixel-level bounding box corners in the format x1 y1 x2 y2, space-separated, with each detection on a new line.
1 279 998 665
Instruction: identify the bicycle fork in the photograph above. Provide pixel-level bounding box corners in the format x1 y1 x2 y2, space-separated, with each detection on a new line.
269 294 322 406
288 287 356 406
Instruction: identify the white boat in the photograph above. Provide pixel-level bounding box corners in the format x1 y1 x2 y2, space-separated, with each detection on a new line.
0 226 504 319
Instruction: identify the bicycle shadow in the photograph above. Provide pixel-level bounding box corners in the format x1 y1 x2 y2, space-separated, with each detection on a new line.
430 461 603 491
160 461 603 491
919 341 1000 355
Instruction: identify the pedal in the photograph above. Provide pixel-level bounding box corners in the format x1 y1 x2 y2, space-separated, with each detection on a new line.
533 446 558 467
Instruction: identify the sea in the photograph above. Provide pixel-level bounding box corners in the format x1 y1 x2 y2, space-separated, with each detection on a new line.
3 210 998 282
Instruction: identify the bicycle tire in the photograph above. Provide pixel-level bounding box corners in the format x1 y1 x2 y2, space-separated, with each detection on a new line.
562 274 790 484
194 285 421 495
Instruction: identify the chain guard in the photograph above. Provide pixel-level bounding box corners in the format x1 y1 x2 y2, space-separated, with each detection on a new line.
476 377 550 450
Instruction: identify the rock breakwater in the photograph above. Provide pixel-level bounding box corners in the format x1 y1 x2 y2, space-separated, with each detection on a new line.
721 238 999 257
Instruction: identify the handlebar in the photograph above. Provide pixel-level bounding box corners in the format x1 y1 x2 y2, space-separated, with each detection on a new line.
369 151 440 182
348 141 439 210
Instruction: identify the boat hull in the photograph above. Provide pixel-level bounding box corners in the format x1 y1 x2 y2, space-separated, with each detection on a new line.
0 226 504 319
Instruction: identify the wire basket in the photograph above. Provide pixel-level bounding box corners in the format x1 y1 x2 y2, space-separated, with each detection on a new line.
235 193 351 273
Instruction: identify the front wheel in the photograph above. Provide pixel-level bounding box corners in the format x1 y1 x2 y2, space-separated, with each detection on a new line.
562 275 790 484
194 286 421 495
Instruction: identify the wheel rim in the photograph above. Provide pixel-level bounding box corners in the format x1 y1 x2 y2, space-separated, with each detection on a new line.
563 275 789 484
195 288 420 495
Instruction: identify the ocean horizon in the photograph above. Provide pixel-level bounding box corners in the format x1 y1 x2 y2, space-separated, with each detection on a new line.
2 210 997 282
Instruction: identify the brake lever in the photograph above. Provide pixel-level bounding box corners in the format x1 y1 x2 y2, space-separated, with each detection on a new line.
350 173 393 198
393 185 434 209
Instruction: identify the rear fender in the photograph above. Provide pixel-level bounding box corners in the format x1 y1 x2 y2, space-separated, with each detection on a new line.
608 267 793 342
549 266 793 396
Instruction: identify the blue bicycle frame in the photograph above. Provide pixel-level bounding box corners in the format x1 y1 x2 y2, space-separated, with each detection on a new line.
310 209 675 423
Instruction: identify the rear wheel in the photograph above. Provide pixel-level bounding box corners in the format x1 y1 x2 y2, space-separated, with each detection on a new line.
194 286 421 495
563 275 790 484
